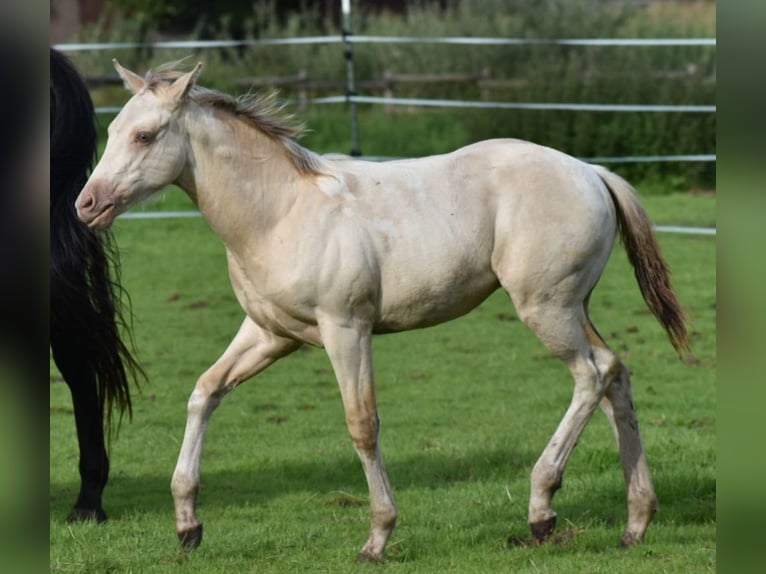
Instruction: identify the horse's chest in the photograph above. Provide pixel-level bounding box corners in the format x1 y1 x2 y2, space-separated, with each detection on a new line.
227 257 321 345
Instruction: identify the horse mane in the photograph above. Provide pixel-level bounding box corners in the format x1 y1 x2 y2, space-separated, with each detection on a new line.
145 61 327 176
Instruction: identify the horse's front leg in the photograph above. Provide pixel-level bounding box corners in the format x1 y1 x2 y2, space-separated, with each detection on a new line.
171 317 301 549
319 316 397 563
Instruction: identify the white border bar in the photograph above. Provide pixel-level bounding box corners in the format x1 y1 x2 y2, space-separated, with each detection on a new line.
54 36 715 52
348 36 717 47
117 211 715 235
53 37 343 51
311 94 715 113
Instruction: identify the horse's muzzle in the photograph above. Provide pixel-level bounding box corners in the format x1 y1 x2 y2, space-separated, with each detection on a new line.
75 183 117 229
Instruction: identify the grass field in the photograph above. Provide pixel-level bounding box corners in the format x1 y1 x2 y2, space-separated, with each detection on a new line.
50 191 715 573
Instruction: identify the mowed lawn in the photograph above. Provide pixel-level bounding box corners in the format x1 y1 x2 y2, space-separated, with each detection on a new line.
50 192 715 573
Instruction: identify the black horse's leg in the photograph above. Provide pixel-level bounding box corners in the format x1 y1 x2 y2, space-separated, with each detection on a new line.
51 334 109 523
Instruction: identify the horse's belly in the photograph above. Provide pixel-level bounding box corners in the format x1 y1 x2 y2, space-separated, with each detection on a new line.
374 268 500 333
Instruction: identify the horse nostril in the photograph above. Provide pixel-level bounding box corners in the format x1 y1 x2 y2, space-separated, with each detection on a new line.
77 191 95 213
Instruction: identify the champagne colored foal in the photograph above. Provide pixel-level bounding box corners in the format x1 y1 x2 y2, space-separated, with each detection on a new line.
76 61 689 561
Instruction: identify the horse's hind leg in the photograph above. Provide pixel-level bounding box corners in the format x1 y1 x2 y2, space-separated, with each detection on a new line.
51 334 108 523
598 357 658 546
509 300 622 543
171 317 301 549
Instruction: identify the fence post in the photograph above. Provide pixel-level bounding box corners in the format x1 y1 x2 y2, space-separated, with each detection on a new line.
383 69 394 111
341 0 361 156
479 67 491 100
297 69 308 111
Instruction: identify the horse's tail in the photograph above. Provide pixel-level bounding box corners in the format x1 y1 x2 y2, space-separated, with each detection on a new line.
50 214 145 438
50 48 145 440
592 164 690 356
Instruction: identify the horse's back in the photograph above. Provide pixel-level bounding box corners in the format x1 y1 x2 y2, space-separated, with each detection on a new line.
330 138 616 264
320 139 617 331
332 138 612 218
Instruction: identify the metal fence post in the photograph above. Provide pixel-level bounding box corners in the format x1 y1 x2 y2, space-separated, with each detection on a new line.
341 0 361 156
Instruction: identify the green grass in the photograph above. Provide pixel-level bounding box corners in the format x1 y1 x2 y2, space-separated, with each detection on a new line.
50 193 714 572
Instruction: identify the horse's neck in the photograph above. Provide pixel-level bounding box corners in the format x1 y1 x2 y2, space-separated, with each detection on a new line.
179 109 303 248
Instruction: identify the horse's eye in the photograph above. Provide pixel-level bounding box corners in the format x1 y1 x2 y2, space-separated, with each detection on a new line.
136 131 154 144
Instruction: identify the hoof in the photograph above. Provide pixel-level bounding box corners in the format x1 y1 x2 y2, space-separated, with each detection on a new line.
66 507 107 523
619 531 644 547
356 551 384 564
530 515 557 544
178 524 203 550
507 534 532 548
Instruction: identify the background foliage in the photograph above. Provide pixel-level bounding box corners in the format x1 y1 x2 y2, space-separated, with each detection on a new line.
67 0 716 193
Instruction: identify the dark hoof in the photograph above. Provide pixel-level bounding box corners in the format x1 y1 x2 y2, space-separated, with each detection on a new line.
619 531 643 547
530 516 557 544
66 507 107 523
507 534 532 547
356 551 384 564
178 524 203 550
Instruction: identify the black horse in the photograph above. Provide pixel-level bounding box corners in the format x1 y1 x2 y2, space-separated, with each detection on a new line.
50 48 144 522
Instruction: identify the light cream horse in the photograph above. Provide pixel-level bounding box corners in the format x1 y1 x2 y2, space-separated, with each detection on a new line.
76 60 689 562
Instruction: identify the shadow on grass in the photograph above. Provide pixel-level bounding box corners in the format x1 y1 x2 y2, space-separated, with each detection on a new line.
51 445 715 534
51 446 532 517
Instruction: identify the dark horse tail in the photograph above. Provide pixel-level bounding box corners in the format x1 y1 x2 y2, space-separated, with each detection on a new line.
50 48 143 437
593 165 690 356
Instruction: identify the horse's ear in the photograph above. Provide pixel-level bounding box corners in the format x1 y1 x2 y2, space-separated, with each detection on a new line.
166 62 203 104
113 59 145 94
